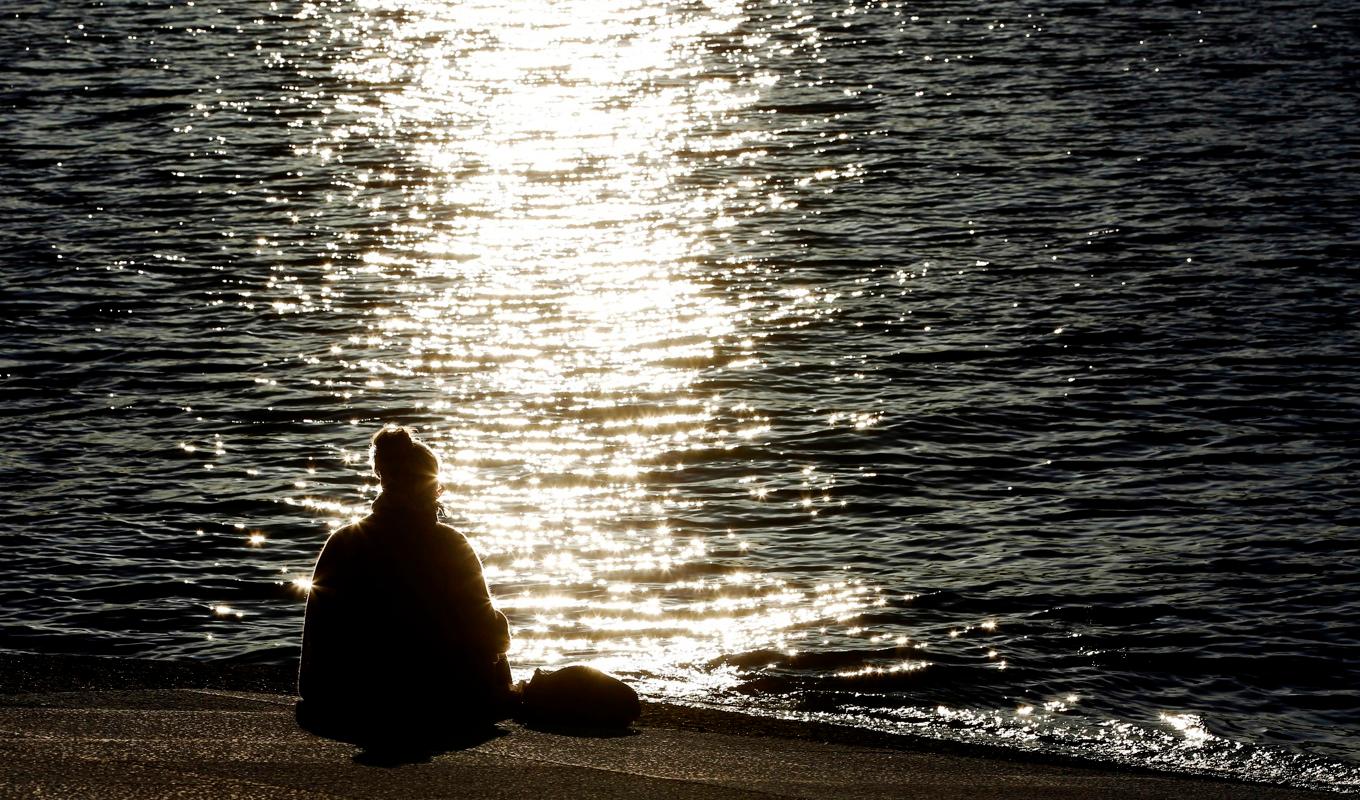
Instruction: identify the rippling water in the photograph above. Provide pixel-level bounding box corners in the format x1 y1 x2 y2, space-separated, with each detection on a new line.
2 0 1358 791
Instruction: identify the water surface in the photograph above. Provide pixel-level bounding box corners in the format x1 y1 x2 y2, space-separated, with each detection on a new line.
1 0 1357 791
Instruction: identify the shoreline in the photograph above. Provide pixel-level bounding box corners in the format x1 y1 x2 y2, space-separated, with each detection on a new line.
0 652 1338 798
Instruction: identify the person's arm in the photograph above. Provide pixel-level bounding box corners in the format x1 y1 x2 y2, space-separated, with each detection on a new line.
298 530 352 699
446 530 510 656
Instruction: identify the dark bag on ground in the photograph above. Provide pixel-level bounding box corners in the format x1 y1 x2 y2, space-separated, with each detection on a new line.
519 665 640 729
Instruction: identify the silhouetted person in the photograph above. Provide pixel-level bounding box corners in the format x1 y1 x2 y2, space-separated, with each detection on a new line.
297 426 513 744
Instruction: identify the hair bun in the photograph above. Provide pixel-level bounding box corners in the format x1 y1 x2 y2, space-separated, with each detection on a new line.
371 426 439 491
373 426 415 452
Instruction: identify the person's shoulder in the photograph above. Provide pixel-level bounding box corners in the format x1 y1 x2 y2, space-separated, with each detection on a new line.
320 516 374 552
331 515 374 538
433 522 482 558
434 521 471 544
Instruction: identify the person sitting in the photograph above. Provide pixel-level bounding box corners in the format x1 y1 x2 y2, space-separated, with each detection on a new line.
296 426 513 742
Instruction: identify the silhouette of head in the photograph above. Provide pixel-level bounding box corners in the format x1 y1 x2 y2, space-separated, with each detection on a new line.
371 426 440 502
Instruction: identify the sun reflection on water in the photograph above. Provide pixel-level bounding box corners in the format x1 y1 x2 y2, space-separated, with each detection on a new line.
294 0 880 692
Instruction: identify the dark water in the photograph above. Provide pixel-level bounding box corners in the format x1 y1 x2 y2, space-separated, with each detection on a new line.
2 0 1358 791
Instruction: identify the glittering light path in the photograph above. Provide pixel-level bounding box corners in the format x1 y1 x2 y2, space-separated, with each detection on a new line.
291 0 879 694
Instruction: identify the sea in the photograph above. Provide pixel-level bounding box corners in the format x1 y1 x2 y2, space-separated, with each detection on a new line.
2 0 1357 791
